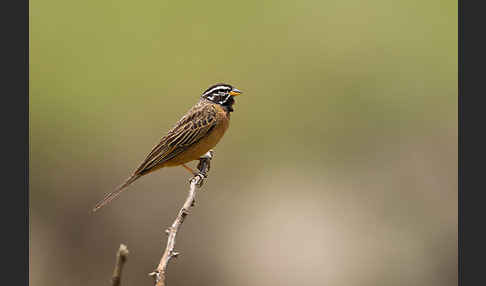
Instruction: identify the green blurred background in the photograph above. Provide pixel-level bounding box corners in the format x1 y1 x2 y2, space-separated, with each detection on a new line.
30 0 457 285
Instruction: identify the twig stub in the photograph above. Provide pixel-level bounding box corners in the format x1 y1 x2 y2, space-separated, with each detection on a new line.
112 244 129 286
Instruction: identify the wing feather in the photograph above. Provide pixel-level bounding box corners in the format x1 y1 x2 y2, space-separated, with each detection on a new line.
133 104 217 175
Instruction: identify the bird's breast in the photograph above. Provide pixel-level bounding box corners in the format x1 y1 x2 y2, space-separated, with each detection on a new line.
163 104 230 166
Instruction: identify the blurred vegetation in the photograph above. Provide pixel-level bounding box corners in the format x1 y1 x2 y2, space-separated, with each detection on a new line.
30 0 457 285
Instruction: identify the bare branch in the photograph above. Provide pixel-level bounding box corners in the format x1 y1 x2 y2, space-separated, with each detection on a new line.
149 150 214 286
112 244 129 286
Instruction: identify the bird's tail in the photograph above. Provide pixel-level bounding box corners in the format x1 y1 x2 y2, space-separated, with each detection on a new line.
92 173 142 212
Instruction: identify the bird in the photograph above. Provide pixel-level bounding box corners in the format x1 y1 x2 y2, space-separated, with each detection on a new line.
92 83 243 212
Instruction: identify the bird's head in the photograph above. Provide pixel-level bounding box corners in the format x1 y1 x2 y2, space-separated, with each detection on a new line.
201 83 242 112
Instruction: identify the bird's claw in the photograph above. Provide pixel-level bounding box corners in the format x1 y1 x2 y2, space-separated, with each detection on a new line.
188 172 206 185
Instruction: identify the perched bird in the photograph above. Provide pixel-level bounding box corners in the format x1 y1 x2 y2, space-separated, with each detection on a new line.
92 83 243 212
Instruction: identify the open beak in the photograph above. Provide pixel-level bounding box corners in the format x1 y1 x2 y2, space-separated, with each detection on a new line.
229 88 242 96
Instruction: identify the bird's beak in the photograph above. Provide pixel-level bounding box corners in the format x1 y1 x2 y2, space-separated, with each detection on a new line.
229 88 242 96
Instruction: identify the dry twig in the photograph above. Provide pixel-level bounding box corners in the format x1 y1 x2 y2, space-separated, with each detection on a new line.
112 244 129 286
149 150 214 286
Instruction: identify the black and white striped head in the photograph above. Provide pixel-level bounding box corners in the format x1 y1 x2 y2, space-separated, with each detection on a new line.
201 83 242 112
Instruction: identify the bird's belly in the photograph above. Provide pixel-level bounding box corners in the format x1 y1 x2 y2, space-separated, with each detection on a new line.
163 121 229 166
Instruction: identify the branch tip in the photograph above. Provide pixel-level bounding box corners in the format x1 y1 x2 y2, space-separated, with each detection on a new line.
150 150 214 286
112 243 129 286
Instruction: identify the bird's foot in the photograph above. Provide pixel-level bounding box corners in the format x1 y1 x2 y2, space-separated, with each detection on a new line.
196 150 213 174
191 172 206 187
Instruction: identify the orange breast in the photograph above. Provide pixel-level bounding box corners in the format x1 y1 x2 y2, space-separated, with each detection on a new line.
162 105 230 166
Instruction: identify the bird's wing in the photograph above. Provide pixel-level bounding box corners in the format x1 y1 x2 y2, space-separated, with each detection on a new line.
92 103 219 212
133 103 218 174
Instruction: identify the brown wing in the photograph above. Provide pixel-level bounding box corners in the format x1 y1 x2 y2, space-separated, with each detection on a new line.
133 103 218 175
91 102 218 212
